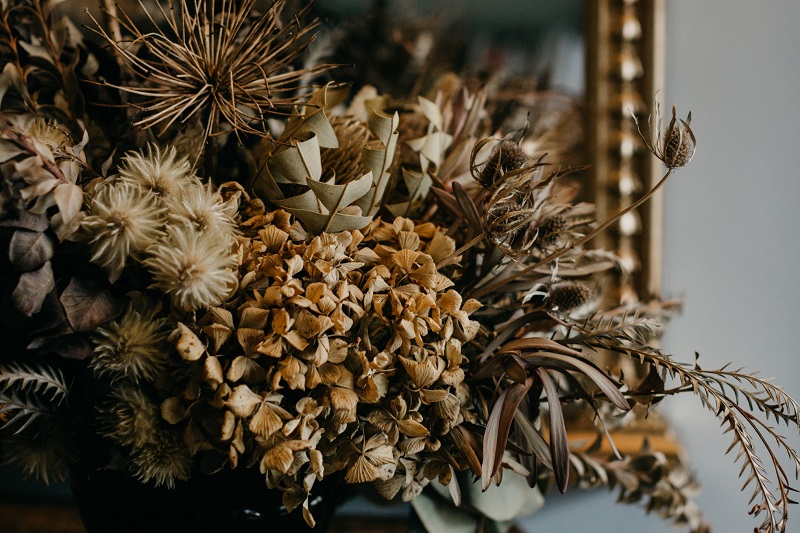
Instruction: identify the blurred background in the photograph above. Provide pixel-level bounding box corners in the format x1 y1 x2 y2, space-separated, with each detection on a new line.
2 1 800 532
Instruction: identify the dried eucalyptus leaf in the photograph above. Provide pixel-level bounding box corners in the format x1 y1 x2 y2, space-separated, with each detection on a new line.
307 172 373 214
280 83 340 148
353 108 399 216
386 168 432 217
59 277 123 332
9 230 54 271
269 133 322 184
12 261 55 316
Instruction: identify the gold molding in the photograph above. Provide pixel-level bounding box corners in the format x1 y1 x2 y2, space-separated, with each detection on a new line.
585 0 666 298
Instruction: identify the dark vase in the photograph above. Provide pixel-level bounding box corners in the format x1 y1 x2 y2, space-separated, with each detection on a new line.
71 466 344 533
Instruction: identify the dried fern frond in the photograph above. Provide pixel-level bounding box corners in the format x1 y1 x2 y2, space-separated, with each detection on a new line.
0 364 69 404
0 364 69 435
570 338 800 533
88 0 332 141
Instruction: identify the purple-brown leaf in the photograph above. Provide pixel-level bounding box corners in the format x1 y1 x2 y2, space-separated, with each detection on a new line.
12 261 55 316
537 368 569 493
9 230 54 271
481 377 533 490
60 277 123 332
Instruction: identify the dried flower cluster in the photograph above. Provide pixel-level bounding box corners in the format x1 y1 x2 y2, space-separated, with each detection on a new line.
0 2 796 533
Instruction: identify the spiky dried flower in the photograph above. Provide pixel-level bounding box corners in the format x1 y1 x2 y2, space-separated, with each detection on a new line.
98 386 161 448
1 431 73 485
477 140 529 188
144 226 238 311
635 103 696 169
90 305 169 382
484 167 550 256
546 282 593 313
168 181 238 237
82 181 165 282
89 0 331 141
118 144 194 200
129 430 192 488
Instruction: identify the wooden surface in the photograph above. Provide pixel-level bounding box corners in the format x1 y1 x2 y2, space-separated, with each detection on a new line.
0 500 410 533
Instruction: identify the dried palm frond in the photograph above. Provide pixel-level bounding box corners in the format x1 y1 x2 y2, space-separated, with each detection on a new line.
88 0 332 141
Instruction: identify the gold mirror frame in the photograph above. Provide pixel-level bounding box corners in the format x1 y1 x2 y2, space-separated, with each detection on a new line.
585 0 666 298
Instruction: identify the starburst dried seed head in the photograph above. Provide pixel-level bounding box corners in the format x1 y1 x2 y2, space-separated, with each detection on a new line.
129 430 192 488
0 431 73 485
169 182 238 237
98 386 162 448
82 181 165 282
90 0 332 140
478 140 529 188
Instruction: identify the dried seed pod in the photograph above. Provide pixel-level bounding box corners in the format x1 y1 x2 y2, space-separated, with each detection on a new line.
478 140 529 188
546 282 593 312
636 103 696 169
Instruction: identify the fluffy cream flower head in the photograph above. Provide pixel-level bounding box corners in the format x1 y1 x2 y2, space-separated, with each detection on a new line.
168 182 238 237
144 226 238 311
82 181 165 282
118 144 193 200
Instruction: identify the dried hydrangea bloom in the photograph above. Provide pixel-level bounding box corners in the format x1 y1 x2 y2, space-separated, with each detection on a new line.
118 144 193 200
144 226 238 311
82 180 165 282
90 305 169 382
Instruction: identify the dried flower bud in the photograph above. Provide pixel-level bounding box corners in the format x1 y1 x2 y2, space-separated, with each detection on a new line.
478 140 529 188
660 106 696 168
536 215 569 248
636 103 696 169
547 282 593 312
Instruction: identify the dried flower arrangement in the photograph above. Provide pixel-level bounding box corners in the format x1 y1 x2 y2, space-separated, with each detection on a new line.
0 1 795 532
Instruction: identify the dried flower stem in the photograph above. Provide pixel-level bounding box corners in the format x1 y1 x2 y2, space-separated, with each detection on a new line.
471 169 674 299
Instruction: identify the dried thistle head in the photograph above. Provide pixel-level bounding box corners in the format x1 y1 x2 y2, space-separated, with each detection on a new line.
636 103 696 169
484 167 551 256
90 304 169 382
477 140 530 188
89 0 331 141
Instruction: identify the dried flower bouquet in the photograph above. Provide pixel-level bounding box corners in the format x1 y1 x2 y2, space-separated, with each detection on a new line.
0 1 796 532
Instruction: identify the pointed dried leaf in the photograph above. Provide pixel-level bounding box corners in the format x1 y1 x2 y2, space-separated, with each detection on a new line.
537 369 569 493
